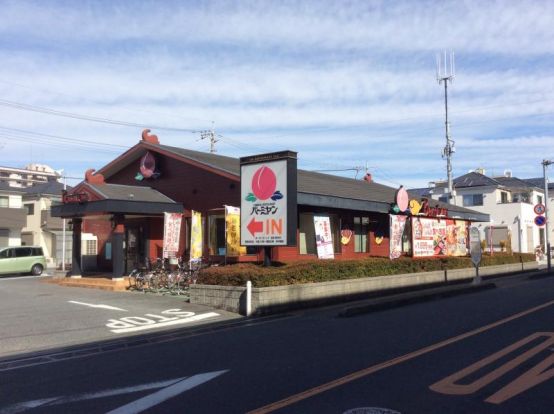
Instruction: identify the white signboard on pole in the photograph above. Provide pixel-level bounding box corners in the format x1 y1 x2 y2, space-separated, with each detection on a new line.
240 152 297 246
314 215 334 259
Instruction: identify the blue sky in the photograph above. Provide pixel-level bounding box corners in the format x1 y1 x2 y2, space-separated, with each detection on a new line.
1 0 553 188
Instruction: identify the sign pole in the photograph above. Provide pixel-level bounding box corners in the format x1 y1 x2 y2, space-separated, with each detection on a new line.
543 160 552 272
470 227 482 285
263 246 271 267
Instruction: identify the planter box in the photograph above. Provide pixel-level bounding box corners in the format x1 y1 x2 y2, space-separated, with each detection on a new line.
189 261 539 315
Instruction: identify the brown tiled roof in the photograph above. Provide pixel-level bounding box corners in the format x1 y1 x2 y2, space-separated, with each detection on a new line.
151 143 485 219
86 183 177 203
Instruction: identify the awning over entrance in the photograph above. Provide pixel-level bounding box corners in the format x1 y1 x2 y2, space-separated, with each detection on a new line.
51 183 182 218
50 181 182 279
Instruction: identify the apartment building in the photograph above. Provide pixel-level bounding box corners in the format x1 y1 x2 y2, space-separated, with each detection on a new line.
0 164 71 267
0 183 26 247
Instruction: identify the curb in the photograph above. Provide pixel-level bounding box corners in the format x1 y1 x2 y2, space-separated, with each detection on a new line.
338 282 497 317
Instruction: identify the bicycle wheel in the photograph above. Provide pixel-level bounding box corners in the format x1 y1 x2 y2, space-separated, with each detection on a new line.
135 274 145 291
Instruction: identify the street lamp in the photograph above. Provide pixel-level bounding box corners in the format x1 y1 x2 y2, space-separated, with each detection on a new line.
542 159 552 272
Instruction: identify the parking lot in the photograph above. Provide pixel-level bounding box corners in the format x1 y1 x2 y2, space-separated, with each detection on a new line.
0 275 241 358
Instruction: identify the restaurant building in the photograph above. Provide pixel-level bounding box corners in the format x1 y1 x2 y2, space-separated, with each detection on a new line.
52 130 489 279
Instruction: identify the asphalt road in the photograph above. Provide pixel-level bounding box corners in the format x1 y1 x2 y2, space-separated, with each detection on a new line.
0 275 240 358
0 271 552 413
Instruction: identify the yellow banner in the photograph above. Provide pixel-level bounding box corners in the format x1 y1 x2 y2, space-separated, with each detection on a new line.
190 211 203 260
226 210 246 256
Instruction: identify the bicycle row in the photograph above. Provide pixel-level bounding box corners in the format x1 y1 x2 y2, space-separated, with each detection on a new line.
128 257 205 295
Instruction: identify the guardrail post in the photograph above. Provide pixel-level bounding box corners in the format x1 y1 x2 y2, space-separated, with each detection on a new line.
246 281 252 317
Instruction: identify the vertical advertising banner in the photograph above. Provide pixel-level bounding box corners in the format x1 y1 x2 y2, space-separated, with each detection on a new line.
446 219 469 256
240 151 297 246
190 210 203 260
225 205 246 257
390 215 407 259
163 212 182 259
314 215 334 259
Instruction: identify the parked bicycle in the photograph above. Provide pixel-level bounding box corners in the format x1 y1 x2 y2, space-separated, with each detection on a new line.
129 256 209 295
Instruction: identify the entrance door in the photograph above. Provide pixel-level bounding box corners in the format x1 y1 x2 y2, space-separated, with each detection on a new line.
125 226 143 274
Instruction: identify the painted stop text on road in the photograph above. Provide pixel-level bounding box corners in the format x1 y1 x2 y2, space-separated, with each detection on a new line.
106 309 220 333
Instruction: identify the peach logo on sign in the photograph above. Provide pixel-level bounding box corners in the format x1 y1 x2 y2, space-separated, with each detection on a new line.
245 166 283 202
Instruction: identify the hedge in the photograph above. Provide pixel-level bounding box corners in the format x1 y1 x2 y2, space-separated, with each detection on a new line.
196 253 536 287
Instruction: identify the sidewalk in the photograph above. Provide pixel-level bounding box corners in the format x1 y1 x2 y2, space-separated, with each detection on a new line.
43 271 129 292
338 267 550 317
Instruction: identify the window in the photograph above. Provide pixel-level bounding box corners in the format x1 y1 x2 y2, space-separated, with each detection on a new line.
500 191 508 204
31 248 43 256
462 194 484 206
299 213 341 255
538 195 544 205
512 192 531 203
354 216 369 253
0 229 8 248
15 247 32 257
299 213 317 255
438 196 448 203
0 248 12 259
24 203 34 215
0 196 8 208
84 240 97 255
208 215 226 256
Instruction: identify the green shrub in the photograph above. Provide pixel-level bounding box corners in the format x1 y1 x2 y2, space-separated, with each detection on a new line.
196 253 535 287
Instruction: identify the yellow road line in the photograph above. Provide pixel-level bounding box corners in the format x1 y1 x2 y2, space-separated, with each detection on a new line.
248 299 554 413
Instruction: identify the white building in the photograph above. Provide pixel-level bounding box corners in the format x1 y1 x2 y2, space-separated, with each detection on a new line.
0 164 72 267
21 182 73 268
412 170 545 254
0 183 26 247
0 164 60 188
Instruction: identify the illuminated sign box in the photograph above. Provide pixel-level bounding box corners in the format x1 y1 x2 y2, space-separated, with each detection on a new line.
240 151 297 246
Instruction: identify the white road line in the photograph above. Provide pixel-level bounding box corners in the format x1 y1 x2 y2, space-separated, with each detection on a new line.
1 371 228 414
69 300 127 311
0 379 183 414
106 370 228 414
110 312 220 333
0 275 47 281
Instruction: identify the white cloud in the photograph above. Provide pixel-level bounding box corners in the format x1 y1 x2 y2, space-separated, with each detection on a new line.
0 0 552 188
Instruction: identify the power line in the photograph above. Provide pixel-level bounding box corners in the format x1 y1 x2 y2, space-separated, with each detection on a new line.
0 99 199 133
0 125 129 149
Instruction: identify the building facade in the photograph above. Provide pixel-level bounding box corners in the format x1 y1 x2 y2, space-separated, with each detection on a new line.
0 183 26 247
52 131 488 279
413 170 545 254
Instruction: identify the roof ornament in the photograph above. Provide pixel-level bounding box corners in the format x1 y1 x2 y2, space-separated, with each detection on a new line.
85 169 105 185
142 129 160 145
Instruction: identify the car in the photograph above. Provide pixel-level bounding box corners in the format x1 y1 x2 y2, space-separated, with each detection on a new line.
0 246 47 276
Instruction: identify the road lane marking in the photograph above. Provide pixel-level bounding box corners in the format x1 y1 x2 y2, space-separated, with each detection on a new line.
1 370 228 414
108 312 220 333
106 370 228 414
248 299 554 413
69 301 127 311
430 332 554 404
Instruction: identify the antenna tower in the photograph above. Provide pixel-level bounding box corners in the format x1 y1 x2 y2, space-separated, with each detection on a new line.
199 121 218 153
436 51 456 205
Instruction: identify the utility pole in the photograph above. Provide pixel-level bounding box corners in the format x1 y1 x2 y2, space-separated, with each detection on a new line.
200 121 218 153
542 159 552 272
437 51 456 205
62 175 67 272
